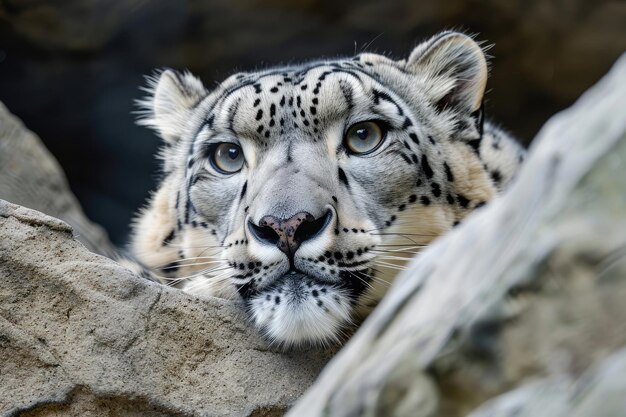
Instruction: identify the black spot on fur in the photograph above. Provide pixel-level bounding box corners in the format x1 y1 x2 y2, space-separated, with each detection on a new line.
338 167 350 188
162 230 176 246
255 109 263 120
161 261 180 274
444 162 454 182
421 155 434 179
467 138 482 155
457 194 470 208
240 181 247 200
409 133 420 144
420 196 431 205
490 170 502 184
431 183 441 197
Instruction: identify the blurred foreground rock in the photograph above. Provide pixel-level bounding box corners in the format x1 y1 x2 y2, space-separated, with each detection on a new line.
0 102 116 258
289 54 626 416
0 201 331 417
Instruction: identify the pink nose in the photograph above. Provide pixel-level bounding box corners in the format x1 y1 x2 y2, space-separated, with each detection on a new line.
248 210 331 257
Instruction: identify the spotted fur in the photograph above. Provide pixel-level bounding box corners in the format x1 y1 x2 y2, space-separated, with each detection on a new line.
129 31 526 347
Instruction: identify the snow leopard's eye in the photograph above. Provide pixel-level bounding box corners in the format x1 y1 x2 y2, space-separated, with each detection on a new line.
210 143 244 174
344 121 385 155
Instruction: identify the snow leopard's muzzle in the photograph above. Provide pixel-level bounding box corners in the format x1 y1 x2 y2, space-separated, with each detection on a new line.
229 143 380 347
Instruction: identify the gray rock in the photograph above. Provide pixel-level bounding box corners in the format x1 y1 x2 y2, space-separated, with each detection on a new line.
468 347 626 417
0 201 332 417
0 101 116 258
288 53 626 417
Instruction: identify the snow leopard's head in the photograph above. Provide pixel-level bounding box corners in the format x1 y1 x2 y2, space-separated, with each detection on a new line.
132 32 499 347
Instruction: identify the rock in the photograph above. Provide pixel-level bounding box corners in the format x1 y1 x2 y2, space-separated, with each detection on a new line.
468 347 626 417
0 201 332 417
0 101 116 258
288 53 626 417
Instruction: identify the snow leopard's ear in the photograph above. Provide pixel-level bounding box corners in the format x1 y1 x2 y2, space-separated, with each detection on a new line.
136 69 207 143
406 32 488 115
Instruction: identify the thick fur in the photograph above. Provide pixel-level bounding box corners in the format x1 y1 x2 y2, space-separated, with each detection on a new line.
129 32 526 347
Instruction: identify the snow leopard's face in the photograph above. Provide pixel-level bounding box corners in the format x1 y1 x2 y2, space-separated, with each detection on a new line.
133 32 498 347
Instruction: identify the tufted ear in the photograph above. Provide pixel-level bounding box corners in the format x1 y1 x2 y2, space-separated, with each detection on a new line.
406 32 488 116
136 69 207 143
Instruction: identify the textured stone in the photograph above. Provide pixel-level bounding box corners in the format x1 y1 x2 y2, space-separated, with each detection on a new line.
468 347 626 417
288 53 626 417
0 201 331 417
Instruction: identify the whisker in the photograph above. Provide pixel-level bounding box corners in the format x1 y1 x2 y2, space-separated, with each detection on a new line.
373 261 407 272
151 256 223 269
181 273 234 291
165 266 234 283
164 243 225 249
168 272 230 290
374 244 428 247
369 232 437 237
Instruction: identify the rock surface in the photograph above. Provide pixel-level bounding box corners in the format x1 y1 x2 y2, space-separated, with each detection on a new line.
0 201 332 417
288 53 626 416
0 102 116 258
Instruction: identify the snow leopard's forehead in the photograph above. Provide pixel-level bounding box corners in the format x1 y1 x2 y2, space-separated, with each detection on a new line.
200 56 409 144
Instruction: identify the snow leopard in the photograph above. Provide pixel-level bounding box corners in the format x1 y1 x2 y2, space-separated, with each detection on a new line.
128 31 526 347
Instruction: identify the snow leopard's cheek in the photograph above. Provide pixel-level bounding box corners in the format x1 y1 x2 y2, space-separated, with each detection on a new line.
343 138 418 224
188 174 243 232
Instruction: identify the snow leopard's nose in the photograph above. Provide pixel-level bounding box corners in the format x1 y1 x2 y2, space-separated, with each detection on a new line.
248 210 332 257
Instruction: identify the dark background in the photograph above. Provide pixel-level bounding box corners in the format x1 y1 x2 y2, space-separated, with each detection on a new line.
1 0 624 245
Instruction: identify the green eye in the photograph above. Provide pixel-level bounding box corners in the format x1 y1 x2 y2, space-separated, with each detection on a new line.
211 143 244 174
344 121 385 155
